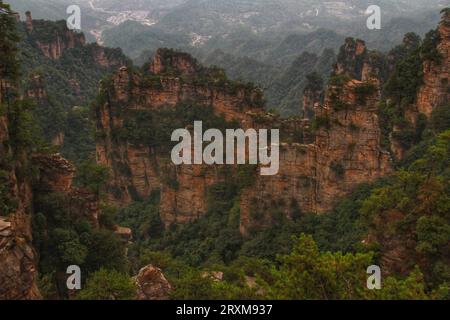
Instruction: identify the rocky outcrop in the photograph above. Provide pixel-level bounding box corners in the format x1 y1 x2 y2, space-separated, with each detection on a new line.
240 77 392 234
334 38 387 83
302 89 320 120
334 38 367 81
0 79 40 299
0 193 40 300
416 10 450 118
32 154 75 193
32 153 101 229
99 62 263 123
135 265 172 300
96 47 392 233
87 44 127 68
239 142 317 233
34 31 85 60
96 49 265 216
313 79 391 211
149 48 200 75
0 13 124 299
388 10 450 161
25 14 86 60
159 165 224 226
114 225 132 242
365 211 417 278
91 44 111 67
0 146 128 299
68 189 101 230
302 75 322 120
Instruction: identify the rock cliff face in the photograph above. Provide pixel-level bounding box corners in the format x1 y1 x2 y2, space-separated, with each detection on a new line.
37 32 85 60
1 11 126 300
416 11 450 117
334 38 386 83
240 74 391 234
302 86 321 120
34 33 84 60
96 49 265 224
371 13 450 272
24 12 125 68
25 15 85 60
90 44 122 68
387 11 450 161
98 49 263 123
0 78 40 299
21 22 129 150
314 79 391 210
96 47 392 232
0 161 38 300
149 50 199 75
159 165 225 226
0 151 105 300
0 105 101 300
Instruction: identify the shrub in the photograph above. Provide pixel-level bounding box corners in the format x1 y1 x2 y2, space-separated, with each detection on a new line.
0 170 18 216
329 74 351 86
354 82 377 104
75 161 111 197
76 269 135 300
429 104 450 135
421 29 442 63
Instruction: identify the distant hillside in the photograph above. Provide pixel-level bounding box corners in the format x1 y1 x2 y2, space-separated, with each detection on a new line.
17 17 130 163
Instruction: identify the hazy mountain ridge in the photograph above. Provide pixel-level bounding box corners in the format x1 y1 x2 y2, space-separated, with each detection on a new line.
8 1 449 115
9 0 449 49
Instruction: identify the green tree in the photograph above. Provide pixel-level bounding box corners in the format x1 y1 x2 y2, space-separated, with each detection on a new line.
429 104 450 136
50 228 88 267
372 268 430 300
361 130 450 290
76 269 135 300
0 1 20 82
261 234 374 299
75 161 110 197
170 270 216 300
83 230 129 273
37 273 58 300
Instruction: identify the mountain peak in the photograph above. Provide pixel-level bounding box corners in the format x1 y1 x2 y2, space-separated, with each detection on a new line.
149 48 200 75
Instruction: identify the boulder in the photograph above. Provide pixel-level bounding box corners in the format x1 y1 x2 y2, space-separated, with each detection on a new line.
135 265 172 300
